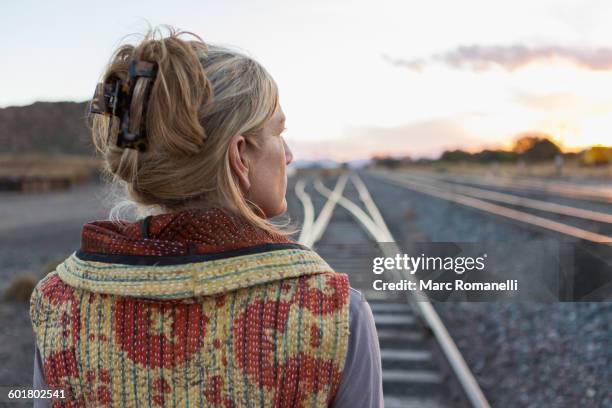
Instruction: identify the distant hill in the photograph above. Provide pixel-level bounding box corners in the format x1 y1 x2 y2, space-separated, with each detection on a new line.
0 101 93 155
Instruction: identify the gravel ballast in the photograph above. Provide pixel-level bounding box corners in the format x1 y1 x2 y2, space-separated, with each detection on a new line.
359 171 610 408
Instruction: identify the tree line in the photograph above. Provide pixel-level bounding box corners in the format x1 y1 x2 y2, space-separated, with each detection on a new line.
372 132 611 167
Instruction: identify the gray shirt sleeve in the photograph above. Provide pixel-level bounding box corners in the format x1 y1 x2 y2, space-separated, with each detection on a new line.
33 346 51 408
331 287 384 408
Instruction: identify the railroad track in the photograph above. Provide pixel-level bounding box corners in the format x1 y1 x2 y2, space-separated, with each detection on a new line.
366 169 611 301
294 173 490 408
396 169 612 204
370 170 612 245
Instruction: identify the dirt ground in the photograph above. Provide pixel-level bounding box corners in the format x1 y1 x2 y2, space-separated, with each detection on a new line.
0 182 110 406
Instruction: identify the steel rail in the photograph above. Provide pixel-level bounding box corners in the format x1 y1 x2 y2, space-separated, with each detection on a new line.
307 174 491 408
313 179 388 242
294 178 315 245
350 174 395 241
301 173 348 247
409 170 612 204
395 172 612 224
373 171 612 245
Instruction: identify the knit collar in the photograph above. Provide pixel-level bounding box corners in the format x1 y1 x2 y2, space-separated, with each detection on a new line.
56 207 332 299
80 207 293 255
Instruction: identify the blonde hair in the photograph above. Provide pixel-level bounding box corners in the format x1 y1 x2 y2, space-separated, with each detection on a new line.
90 26 284 234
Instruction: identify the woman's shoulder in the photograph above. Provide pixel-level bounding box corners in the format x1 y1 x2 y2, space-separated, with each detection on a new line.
347 287 374 326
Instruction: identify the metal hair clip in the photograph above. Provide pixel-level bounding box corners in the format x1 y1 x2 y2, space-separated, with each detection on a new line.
90 59 158 152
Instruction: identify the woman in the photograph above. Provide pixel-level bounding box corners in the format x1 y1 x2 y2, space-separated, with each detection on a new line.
30 27 382 407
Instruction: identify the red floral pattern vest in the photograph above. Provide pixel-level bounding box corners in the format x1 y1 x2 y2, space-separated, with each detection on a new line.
30 208 350 407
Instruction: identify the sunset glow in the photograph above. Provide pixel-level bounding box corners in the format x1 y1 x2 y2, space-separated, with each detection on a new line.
2 0 612 160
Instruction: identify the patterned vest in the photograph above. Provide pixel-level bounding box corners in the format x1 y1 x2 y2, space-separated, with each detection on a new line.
30 208 350 407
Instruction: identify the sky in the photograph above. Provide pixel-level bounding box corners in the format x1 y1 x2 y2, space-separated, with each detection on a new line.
2 0 612 160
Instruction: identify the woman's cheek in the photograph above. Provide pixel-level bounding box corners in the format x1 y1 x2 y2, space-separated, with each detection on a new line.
280 147 288 193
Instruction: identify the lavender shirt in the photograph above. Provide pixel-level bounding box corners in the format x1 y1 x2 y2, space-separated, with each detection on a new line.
33 288 383 407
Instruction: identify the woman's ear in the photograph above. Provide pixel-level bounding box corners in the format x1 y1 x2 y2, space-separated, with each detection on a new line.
228 133 251 192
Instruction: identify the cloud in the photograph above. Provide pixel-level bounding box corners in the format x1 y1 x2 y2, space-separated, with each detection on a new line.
385 44 612 72
381 54 428 72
